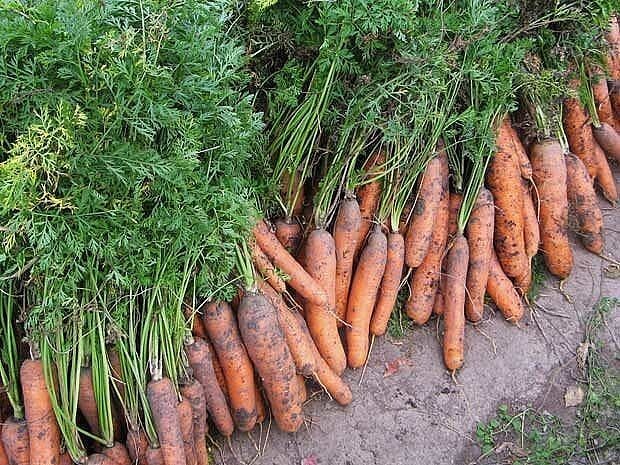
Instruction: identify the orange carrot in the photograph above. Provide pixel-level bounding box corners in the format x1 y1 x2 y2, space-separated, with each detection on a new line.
185 338 234 437
125 427 148 465
610 80 620 120
1 417 29 465
592 122 620 162
398 199 413 236
405 148 447 268
147 378 186 465
238 292 303 433
354 152 385 257
564 87 599 180
183 304 208 340
442 234 469 371
530 140 573 279
20 359 61 465
447 193 463 240
274 218 303 255
370 231 405 336
505 118 533 179
346 225 388 368
102 443 131 465
303 228 346 375
201 301 257 432
590 66 618 131
253 220 328 307
464 188 495 323
593 139 618 203
605 15 620 80
78 367 100 436
254 382 266 424
179 381 208 465
175 398 196 465
566 153 604 254
333 196 362 325
487 251 526 323
252 241 286 293
521 179 540 260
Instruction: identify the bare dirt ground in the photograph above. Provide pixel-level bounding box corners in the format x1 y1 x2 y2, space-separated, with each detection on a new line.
215 169 619 465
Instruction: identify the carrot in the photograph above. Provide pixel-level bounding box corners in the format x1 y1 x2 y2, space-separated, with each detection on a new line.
85 454 118 465
565 153 604 254
610 80 620 118
183 305 208 340
274 218 303 255
252 241 286 294
398 199 413 236
370 231 405 336
592 122 620 162
405 149 447 268
447 193 463 240
201 301 257 432
442 234 469 372
145 446 164 465
179 380 208 465
20 359 61 465
303 228 345 375
78 366 100 436
354 152 385 257
107 347 125 406
253 220 328 307
464 188 494 323
605 15 620 80
125 427 148 465
237 292 303 433
175 398 196 465
406 187 449 325
346 225 388 368
185 338 234 437
102 443 131 465
486 121 529 283
1 417 29 465
208 341 228 400
333 196 362 326
296 375 307 404
253 382 266 424
259 281 316 376
563 89 598 180
530 140 573 279
590 66 618 131
487 251 526 323
59 452 72 465
432 291 444 316
593 139 618 203
521 179 540 260
505 118 533 179
0 437 7 465
146 378 186 465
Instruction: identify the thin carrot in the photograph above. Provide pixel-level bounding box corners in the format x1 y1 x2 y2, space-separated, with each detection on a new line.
521 179 540 260
175 398 196 465
78 366 100 436
506 117 533 179
592 122 620 162
183 304 207 340
125 427 148 465
20 359 61 465
147 377 186 465
1 417 29 465
253 220 328 307
398 199 413 236
102 443 131 465
590 66 618 131
592 139 618 203
252 241 286 293
346 225 388 368
179 380 208 465
605 15 620 80
447 193 463 240
354 151 385 257
563 86 599 180
487 251 526 323
202 301 257 432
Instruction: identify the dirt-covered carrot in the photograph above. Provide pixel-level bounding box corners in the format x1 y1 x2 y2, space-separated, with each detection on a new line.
126 427 148 465
185 338 234 437
1 417 29 465
564 87 599 180
85 454 118 465
370 231 405 336
610 80 620 119
59 452 71 465
78 367 100 436
487 251 526 323
20 359 61 465
592 139 618 203
398 200 413 236
565 153 604 254
296 375 307 404
259 281 316 376
354 152 385 256
253 220 328 307
254 382 266 424
102 443 131 465
333 196 361 325
346 225 388 368
274 218 303 257
237 292 303 433
605 15 620 80
447 193 463 240
464 188 494 323
405 149 447 268
179 380 208 465
590 66 618 131
530 140 573 279
252 241 286 293
406 187 449 325
147 377 186 465
0 437 6 465
183 304 208 341
175 398 196 465
592 122 620 162
505 118 532 179
145 446 164 465
442 234 469 371
521 179 540 260
201 301 257 432
208 341 228 400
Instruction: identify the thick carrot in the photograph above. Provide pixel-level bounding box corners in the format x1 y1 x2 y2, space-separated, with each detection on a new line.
252 241 286 293
102 443 131 465
333 196 362 325
253 220 328 307
125 427 148 465
442 234 469 371
274 218 303 255
592 122 620 162
406 186 449 325
593 139 618 203
237 292 303 433
259 281 316 376
447 193 463 240
506 118 533 179
145 446 164 465
303 228 346 375
486 121 529 282
1 417 29 465
354 152 385 257
405 150 447 268
20 359 61 465
346 225 388 368
566 153 604 254
521 179 540 260
78 367 100 436
147 378 186 465
179 380 208 465
201 301 257 432
530 140 573 279
370 231 405 336
185 338 234 437
85 454 118 465
591 66 618 131
464 188 494 323
563 91 598 179
487 251 526 323
175 398 196 465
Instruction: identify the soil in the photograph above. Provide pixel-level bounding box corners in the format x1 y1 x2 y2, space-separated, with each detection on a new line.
214 169 619 465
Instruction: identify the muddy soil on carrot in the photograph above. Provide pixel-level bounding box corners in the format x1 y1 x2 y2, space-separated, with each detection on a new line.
214 168 619 465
